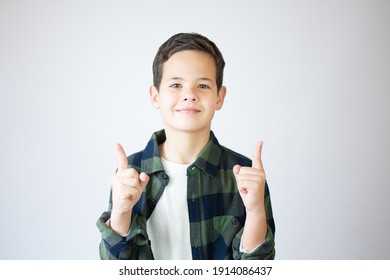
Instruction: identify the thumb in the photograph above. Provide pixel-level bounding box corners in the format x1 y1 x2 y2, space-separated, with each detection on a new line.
139 172 150 188
252 141 264 170
233 164 241 176
233 165 247 195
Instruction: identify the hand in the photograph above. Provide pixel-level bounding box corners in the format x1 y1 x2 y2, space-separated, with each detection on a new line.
233 141 266 214
111 143 149 216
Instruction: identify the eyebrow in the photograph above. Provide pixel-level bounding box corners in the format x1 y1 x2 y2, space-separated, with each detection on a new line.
168 77 215 82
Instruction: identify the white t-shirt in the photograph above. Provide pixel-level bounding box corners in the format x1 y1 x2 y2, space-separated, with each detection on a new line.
146 158 192 260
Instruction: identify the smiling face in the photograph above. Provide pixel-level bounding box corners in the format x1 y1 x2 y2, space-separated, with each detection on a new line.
150 50 226 135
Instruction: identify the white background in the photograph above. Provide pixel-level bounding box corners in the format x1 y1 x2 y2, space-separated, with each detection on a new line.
0 0 389 259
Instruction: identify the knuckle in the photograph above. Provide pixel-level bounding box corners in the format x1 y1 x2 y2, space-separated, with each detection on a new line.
128 168 139 176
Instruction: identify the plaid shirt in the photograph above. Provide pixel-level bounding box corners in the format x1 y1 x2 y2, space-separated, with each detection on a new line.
97 130 275 260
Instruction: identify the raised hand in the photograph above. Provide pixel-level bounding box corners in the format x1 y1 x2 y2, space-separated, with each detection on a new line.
233 141 266 214
110 143 149 235
234 141 268 251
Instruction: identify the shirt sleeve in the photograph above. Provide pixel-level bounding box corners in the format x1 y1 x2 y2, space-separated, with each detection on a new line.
233 224 275 260
96 211 152 260
239 239 265 253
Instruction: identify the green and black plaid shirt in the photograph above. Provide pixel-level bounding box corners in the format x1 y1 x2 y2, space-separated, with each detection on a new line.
97 129 275 260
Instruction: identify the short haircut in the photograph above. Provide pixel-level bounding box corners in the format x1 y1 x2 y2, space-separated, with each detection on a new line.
152 33 225 91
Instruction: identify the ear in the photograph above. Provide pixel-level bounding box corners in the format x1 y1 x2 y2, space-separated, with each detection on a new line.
149 85 160 109
215 86 226 110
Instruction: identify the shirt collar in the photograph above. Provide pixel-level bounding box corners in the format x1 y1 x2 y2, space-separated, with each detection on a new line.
140 129 166 174
192 131 221 177
141 129 222 177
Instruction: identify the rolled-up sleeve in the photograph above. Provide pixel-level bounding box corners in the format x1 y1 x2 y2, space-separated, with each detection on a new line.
232 225 275 260
97 211 152 260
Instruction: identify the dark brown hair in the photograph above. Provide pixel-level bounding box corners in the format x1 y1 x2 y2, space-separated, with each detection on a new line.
152 33 225 91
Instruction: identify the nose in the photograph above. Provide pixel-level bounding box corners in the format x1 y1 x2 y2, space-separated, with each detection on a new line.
182 87 198 102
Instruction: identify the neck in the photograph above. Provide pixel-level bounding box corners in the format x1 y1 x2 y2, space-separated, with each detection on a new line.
160 128 210 164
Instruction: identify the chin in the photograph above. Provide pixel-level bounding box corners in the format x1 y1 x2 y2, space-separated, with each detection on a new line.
166 124 209 134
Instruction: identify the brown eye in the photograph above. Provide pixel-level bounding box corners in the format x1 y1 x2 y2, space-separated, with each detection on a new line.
170 83 182 88
198 84 210 89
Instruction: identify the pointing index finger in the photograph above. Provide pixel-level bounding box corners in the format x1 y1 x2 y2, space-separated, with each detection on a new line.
252 141 264 170
116 143 128 171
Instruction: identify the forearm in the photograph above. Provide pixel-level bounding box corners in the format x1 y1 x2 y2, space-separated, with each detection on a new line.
241 210 267 252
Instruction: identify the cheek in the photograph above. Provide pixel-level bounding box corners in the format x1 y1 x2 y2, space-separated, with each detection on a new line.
158 95 174 106
159 97 178 113
206 97 219 109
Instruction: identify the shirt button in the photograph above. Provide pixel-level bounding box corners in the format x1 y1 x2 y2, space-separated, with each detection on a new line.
191 192 196 202
193 239 199 248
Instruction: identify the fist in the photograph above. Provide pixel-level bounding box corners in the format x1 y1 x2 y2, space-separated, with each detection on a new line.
111 143 149 216
233 141 266 214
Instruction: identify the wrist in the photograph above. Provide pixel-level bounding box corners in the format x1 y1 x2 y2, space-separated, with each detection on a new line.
111 208 132 217
110 210 132 236
111 203 134 218
245 205 266 218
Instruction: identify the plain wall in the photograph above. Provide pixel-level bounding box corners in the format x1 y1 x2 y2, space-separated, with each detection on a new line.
0 0 389 259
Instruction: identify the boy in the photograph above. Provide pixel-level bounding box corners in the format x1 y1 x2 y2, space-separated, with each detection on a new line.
97 33 275 260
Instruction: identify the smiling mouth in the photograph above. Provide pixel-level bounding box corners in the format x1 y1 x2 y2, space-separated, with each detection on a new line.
176 108 201 114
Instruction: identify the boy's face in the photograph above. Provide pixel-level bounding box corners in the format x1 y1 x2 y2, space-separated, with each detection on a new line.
150 50 226 135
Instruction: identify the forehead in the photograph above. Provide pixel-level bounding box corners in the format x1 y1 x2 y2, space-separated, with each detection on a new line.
162 50 216 80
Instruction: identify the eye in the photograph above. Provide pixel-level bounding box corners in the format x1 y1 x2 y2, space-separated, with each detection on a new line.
198 84 210 89
170 83 182 88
